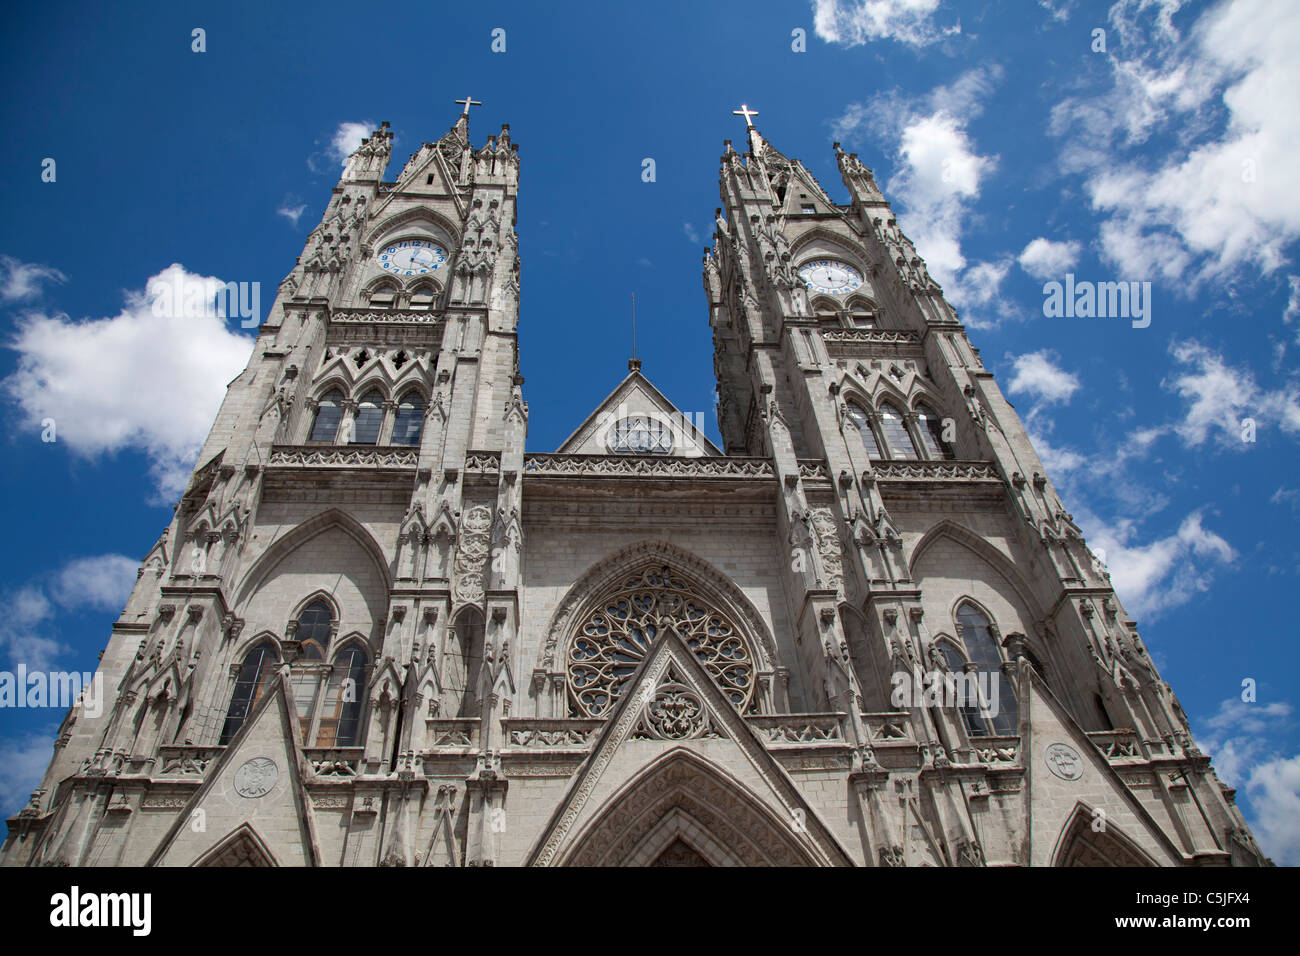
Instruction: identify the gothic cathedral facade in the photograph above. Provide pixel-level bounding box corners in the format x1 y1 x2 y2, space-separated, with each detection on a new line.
2 112 1268 867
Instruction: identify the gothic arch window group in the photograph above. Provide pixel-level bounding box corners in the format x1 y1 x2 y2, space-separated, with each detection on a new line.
363 274 442 311
813 293 879 328
567 565 756 718
308 382 425 447
220 597 371 748
843 395 955 462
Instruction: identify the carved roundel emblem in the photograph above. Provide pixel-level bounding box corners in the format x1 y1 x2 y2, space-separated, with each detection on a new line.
234 757 279 798
1043 743 1084 781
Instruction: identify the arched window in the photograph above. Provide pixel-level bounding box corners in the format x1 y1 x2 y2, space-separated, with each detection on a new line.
607 415 673 454
567 565 756 717
295 599 333 659
369 282 398 309
410 284 437 310
915 404 955 459
220 640 279 744
391 392 424 446
955 603 1018 736
352 389 384 444
937 641 986 739
310 389 343 443
879 402 918 459
315 645 369 746
845 403 883 458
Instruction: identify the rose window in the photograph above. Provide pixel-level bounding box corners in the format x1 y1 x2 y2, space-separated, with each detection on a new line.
606 415 673 455
567 565 755 717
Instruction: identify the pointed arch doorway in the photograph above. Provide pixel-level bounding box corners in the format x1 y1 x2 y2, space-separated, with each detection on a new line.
559 750 820 867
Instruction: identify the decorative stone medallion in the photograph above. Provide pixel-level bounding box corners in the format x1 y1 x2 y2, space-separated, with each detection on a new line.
646 686 706 739
1043 742 1084 781
234 757 279 798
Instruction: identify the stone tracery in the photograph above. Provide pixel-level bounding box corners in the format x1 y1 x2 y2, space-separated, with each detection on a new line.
566 565 756 718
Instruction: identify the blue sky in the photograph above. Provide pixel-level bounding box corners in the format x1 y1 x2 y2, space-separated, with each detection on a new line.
1 0 1297 862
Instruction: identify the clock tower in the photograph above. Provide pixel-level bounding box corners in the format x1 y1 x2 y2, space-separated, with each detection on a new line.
1 108 1267 868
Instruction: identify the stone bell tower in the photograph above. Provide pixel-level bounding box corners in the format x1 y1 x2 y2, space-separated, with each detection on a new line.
702 107 1267 867
2 106 529 867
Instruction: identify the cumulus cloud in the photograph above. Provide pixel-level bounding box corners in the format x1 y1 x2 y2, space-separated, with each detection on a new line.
0 554 136 672
1163 340 1300 449
1195 696 1298 863
1244 754 1300 865
1028 427 1090 478
306 120 380 174
1081 509 1236 619
0 728 59 818
1006 350 1082 404
832 67 1004 321
330 121 377 165
1018 237 1083 279
49 555 139 612
811 0 959 48
1 264 255 500
0 255 66 302
1050 0 1300 286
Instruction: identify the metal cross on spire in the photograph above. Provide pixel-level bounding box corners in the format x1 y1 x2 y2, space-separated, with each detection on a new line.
732 103 759 129
455 95 482 116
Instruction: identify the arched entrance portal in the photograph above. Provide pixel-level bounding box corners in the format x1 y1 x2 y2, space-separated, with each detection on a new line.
561 750 820 867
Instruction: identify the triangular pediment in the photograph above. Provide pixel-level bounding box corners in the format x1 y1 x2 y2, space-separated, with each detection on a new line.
527 630 852 866
555 370 721 457
1019 665 1182 867
146 672 319 867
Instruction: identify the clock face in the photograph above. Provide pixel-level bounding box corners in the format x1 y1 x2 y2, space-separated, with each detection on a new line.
798 259 863 295
377 239 447 276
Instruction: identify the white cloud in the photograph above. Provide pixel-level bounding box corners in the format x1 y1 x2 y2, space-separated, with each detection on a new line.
1194 696 1298 863
1 584 63 671
0 555 139 672
1051 0 1300 286
1081 509 1236 619
49 555 139 612
1244 754 1300 866
1164 340 1300 449
0 255 66 302
1271 487 1300 510
276 201 308 228
1284 274 1300 335
0 728 58 818
1018 237 1082 279
811 0 959 48
329 121 376 165
1006 349 1082 404
1038 0 1074 21
956 258 1011 306
683 222 701 244
1 264 254 500
832 68 1002 320
1029 428 1090 477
